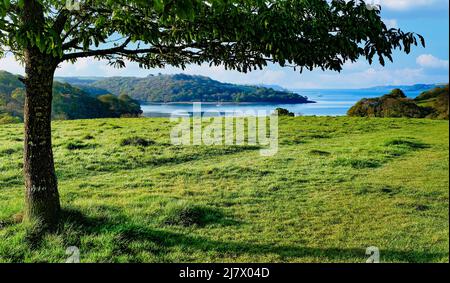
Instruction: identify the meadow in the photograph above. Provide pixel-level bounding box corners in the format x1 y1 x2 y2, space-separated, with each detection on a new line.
0 116 448 263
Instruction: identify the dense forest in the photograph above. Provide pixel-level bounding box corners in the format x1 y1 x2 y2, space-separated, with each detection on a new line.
84 74 313 104
348 85 449 119
0 71 142 124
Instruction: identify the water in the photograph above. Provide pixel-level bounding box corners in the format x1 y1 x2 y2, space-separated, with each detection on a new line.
141 89 424 117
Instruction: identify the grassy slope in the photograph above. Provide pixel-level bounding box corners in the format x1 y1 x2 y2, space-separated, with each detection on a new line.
0 117 448 263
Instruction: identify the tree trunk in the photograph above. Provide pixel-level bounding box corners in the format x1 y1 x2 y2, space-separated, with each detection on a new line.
23 50 60 229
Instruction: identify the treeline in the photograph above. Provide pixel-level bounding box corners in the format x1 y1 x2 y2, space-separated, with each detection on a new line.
348 85 449 120
88 74 312 103
0 71 142 124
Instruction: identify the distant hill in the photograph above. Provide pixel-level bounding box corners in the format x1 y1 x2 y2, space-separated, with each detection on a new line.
1 71 142 124
362 84 439 92
78 74 313 104
348 86 449 119
256 84 288 92
54 77 104 86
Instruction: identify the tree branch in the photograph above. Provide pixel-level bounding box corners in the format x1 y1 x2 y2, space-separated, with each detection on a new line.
61 37 134 61
52 10 69 35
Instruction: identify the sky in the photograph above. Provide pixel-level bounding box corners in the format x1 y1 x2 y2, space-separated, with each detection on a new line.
0 0 449 89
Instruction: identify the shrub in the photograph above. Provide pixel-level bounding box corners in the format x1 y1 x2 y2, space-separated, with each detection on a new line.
383 88 406 99
348 88 432 118
416 85 449 120
275 108 295 117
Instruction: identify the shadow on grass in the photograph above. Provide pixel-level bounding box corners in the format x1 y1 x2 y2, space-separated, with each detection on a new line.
114 226 447 262
61 208 112 230
51 145 262 182
384 138 430 150
160 202 237 227
56 208 446 263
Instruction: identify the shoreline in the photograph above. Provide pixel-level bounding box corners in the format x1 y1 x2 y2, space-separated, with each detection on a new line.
140 101 317 105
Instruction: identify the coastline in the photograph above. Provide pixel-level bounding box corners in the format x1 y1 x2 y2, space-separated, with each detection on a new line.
140 100 317 105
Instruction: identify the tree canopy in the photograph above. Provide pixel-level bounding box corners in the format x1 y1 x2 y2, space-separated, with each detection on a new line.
1 0 424 73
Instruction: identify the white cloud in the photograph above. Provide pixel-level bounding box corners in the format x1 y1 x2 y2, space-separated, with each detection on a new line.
311 67 427 88
416 54 449 69
382 18 398 29
292 64 448 89
56 58 146 77
0 55 24 75
347 0 441 11
379 0 436 11
1 53 448 90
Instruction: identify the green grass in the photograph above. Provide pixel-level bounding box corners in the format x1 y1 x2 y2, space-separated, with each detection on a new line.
0 116 448 263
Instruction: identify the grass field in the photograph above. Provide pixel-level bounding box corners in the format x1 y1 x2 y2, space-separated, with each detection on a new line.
0 117 448 263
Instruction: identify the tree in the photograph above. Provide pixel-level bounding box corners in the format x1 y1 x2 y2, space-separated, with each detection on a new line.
0 0 424 229
275 108 295 117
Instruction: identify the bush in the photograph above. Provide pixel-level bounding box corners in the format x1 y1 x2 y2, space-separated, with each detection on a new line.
275 108 295 117
348 87 450 119
384 88 406 99
415 85 449 120
348 89 432 118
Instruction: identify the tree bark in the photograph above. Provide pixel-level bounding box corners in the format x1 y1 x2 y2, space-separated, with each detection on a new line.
23 49 60 229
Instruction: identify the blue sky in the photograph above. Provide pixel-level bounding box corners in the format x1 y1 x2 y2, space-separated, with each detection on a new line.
1 0 448 89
